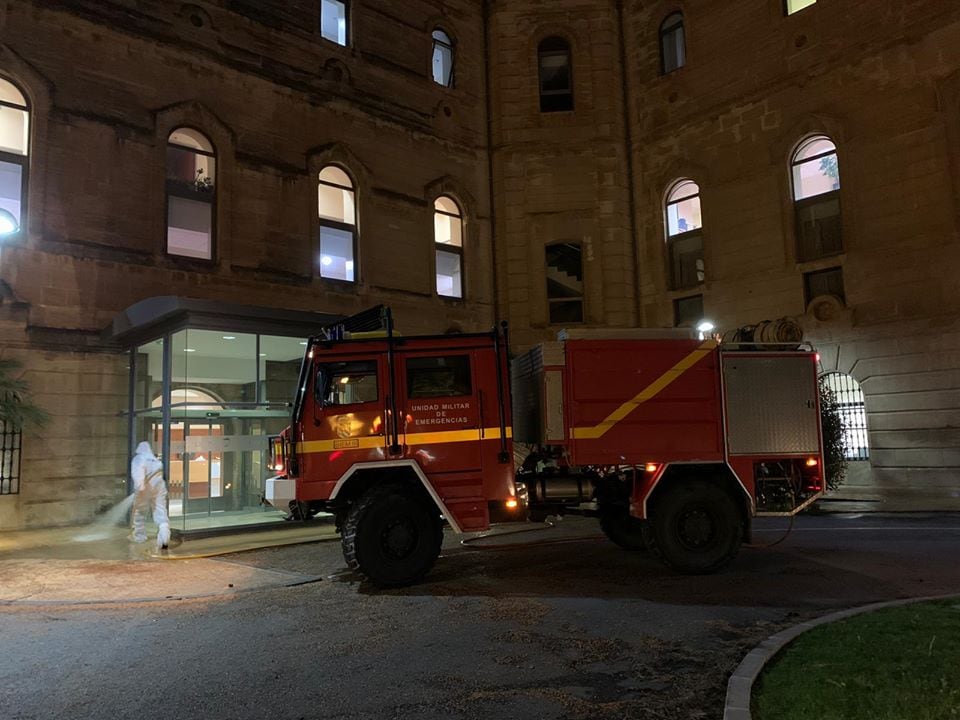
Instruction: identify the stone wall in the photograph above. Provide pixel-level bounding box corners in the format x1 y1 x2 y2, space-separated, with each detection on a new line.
0 0 495 528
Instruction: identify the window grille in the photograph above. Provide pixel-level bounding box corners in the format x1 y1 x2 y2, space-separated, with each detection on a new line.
0 421 22 495
821 372 869 461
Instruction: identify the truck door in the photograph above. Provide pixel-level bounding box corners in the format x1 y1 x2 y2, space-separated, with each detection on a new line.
300 355 388 490
398 351 482 473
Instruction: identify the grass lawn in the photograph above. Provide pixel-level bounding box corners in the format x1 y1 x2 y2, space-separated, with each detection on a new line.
753 599 960 720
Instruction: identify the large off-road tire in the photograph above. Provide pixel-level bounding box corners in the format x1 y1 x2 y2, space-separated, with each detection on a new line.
341 484 443 587
599 502 648 551
644 481 743 574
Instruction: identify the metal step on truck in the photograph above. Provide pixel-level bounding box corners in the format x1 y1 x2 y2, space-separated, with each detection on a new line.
265 307 824 587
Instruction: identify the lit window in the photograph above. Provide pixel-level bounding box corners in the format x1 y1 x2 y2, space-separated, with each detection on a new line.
538 37 573 113
432 29 454 87
659 13 686 74
791 135 842 262
664 179 704 290
0 419 22 496
434 196 463 298
545 243 584 324
786 0 817 15
166 128 216 260
318 165 357 282
674 294 703 328
320 0 348 46
0 77 29 236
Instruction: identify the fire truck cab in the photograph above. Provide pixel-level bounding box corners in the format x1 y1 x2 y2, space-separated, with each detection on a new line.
267 308 824 587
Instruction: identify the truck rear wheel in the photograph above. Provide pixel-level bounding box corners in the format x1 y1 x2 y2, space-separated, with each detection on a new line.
341 484 443 587
599 503 648 551
644 481 743 574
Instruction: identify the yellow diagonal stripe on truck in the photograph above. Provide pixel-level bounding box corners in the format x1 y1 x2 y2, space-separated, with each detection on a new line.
296 427 512 455
571 340 717 440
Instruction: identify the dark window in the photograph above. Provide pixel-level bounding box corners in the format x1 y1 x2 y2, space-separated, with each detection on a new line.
407 356 472 398
673 294 703 328
166 128 216 260
0 420 21 495
0 77 30 237
320 0 348 46
792 135 842 262
432 29 454 87
804 267 845 306
317 360 378 406
546 242 584 324
660 13 686 74
538 37 573 113
665 179 704 290
318 165 357 282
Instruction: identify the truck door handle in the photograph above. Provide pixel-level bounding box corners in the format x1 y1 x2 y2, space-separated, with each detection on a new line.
478 391 484 438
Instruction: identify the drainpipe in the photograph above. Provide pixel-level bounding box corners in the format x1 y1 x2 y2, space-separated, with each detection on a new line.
482 0 502 327
616 0 642 328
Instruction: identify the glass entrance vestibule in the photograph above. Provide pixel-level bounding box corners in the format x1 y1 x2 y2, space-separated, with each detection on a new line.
114 298 342 533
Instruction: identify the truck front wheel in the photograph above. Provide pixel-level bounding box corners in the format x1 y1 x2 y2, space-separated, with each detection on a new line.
341 484 443 587
644 481 743 574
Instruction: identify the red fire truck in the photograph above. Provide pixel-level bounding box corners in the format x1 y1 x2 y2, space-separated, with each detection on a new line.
266 308 824 586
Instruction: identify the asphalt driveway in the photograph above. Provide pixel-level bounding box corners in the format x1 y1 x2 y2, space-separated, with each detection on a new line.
2 513 959 720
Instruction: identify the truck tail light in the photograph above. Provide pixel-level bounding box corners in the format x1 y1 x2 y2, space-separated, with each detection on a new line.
269 436 285 475
505 498 519 510
805 457 818 467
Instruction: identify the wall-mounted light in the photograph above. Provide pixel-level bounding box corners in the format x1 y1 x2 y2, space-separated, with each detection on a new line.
696 319 715 340
0 209 19 237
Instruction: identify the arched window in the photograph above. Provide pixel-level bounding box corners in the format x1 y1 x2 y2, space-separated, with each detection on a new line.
665 179 704 290
820 372 869 460
166 128 216 260
434 196 463 298
0 77 30 236
538 37 573 113
318 165 357 282
432 29 454 87
659 12 686 74
791 135 842 262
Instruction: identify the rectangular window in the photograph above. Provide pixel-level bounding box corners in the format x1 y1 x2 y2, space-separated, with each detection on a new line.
407 356 472 398
436 249 463 299
317 360 378 406
668 232 704 290
0 421 21 495
796 195 842 262
0 159 24 227
804 267 845 306
539 53 573 112
167 196 213 259
319 225 355 282
546 243 584 324
673 294 703 328
0 104 28 156
786 0 817 15
320 0 348 46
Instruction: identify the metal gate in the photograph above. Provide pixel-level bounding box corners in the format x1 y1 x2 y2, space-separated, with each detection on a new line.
821 372 869 460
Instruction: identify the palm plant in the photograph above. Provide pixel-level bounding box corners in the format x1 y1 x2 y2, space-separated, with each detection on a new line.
0 359 49 429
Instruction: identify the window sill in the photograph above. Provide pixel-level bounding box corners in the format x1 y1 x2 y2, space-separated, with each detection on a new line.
666 285 705 299
794 254 845 272
316 276 360 291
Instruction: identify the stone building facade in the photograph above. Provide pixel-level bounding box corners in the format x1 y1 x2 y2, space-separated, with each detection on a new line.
1 0 959 529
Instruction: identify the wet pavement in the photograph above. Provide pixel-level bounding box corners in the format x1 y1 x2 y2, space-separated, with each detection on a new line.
1 513 959 719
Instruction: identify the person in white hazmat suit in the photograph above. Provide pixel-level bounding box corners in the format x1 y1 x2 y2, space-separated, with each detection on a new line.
130 441 171 550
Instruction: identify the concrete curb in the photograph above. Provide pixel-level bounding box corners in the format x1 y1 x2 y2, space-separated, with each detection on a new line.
722 592 960 720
